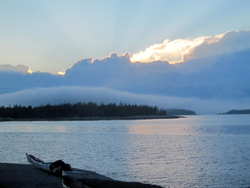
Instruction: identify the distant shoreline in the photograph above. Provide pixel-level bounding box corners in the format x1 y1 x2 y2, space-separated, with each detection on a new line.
219 109 250 115
0 115 184 122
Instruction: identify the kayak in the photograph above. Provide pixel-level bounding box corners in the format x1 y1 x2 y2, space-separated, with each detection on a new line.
26 153 51 172
26 153 162 188
26 153 113 181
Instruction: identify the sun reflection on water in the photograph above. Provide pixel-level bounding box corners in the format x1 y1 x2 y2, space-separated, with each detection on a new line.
1 115 250 188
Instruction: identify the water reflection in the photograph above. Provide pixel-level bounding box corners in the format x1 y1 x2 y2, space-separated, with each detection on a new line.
127 116 250 136
123 133 203 186
1 115 250 188
55 125 67 132
127 118 199 135
0 122 67 133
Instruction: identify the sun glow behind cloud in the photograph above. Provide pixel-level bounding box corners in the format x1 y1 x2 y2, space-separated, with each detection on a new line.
1 30 250 114
131 33 225 63
57 71 66 75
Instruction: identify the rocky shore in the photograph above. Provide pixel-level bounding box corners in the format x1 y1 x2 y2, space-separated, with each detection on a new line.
0 163 62 188
0 163 163 188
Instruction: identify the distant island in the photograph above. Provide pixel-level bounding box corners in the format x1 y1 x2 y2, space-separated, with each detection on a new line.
166 109 196 116
219 109 250 115
0 102 173 121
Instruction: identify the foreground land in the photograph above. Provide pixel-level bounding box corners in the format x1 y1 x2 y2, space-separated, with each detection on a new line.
0 115 183 122
0 163 163 188
0 163 62 188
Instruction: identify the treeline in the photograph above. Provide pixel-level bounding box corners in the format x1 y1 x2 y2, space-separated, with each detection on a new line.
223 109 250 114
0 102 167 119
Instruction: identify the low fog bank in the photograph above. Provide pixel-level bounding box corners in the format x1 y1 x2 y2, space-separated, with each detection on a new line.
0 86 249 115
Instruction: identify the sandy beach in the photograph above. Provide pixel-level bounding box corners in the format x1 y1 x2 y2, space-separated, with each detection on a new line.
0 163 163 188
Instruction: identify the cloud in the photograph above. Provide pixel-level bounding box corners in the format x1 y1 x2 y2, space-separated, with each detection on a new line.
183 30 250 62
1 30 250 114
131 30 250 63
0 64 32 73
1 47 250 102
0 71 62 95
0 86 249 114
62 48 250 100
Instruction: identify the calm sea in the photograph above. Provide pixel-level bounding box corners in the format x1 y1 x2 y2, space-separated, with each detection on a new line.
1 115 250 188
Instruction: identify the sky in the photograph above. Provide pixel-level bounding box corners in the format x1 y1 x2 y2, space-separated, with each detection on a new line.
1 0 250 114
1 0 250 73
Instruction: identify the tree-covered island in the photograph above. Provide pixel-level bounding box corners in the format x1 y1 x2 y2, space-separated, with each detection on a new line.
0 102 170 121
219 109 250 114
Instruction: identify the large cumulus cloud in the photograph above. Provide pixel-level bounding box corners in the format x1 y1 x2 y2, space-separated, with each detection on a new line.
131 30 250 63
0 30 250 114
62 48 250 100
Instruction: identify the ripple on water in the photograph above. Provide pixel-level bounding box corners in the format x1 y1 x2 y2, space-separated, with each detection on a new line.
1 115 250 187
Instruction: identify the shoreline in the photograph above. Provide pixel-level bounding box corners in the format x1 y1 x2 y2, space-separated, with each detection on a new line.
0 163 163 188
0 115 184 122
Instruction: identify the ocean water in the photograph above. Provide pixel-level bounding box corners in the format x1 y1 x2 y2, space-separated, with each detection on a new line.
1 115 250 188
